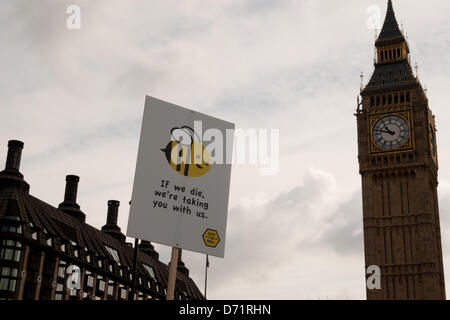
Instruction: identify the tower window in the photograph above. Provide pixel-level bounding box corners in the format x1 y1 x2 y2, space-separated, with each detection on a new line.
382 96 386 105
104 245 121 265
400 94 405 102
376 97 380 106
98 277 105 293
397 48 401 57
143 264 156 281
394 95 398 104
58 260 67 278
107 280 115 297
0 239 22 262
0 267 19 293
388 95 392 104
406 93 410 102
86 274 94 288
371 97 375 107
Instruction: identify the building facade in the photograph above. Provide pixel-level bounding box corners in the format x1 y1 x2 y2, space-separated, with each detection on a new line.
0 140 204 300
357 1 446 299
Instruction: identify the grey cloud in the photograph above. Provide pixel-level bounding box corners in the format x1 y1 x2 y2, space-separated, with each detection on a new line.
312 193 364 255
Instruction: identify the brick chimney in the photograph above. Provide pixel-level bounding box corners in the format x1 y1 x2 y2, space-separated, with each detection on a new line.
58 175 86 222
5 140 24 173
138 240 159 260
101 200 125 242
0 140 30 193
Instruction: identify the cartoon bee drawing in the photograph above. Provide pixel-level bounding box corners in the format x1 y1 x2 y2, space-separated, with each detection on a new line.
161 126 212 178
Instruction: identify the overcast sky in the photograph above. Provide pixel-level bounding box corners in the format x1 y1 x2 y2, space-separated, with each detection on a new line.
2 0 450 299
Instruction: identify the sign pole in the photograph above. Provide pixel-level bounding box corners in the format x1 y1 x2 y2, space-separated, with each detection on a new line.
204 255 209 300
129 238 139 300
166 247 179 300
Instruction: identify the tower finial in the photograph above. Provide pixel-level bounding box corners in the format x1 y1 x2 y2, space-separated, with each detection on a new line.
360 72 364 92
376 0 404 45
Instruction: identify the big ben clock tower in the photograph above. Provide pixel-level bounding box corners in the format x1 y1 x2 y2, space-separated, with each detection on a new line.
357 0 446 299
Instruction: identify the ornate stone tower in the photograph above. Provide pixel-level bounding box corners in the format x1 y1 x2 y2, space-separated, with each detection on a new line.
357 0 446 300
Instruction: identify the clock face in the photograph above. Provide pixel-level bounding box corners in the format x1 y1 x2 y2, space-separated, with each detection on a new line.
372 115 410 150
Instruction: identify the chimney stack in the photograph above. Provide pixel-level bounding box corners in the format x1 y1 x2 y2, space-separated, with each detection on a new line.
0 140 29 193
138 240 160 260
106 200 120 225
58 175 86 222
5 140 24 172
101 200 125 242
63 175 79 204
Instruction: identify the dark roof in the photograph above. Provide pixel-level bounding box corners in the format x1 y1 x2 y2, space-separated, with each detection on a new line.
361 1 419 95
0 156 204 300
376 0 405 46
361 60 417 95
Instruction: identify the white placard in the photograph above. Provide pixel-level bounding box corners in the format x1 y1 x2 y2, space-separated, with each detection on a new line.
127 96 234 258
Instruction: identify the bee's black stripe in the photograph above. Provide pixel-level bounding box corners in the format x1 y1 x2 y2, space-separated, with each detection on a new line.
183 144 191 176
174 142 182 172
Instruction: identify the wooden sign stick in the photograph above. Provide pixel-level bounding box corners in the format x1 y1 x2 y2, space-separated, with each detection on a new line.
166 247 179 300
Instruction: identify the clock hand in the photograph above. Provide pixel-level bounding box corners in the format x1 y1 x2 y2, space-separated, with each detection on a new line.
386 128 396 135
374 128 395 135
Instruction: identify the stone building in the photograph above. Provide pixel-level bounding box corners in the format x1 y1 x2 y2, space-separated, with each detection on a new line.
357 1 446 299
0 140 203 300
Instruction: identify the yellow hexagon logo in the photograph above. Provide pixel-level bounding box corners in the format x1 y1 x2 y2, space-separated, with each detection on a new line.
202 229 220 248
